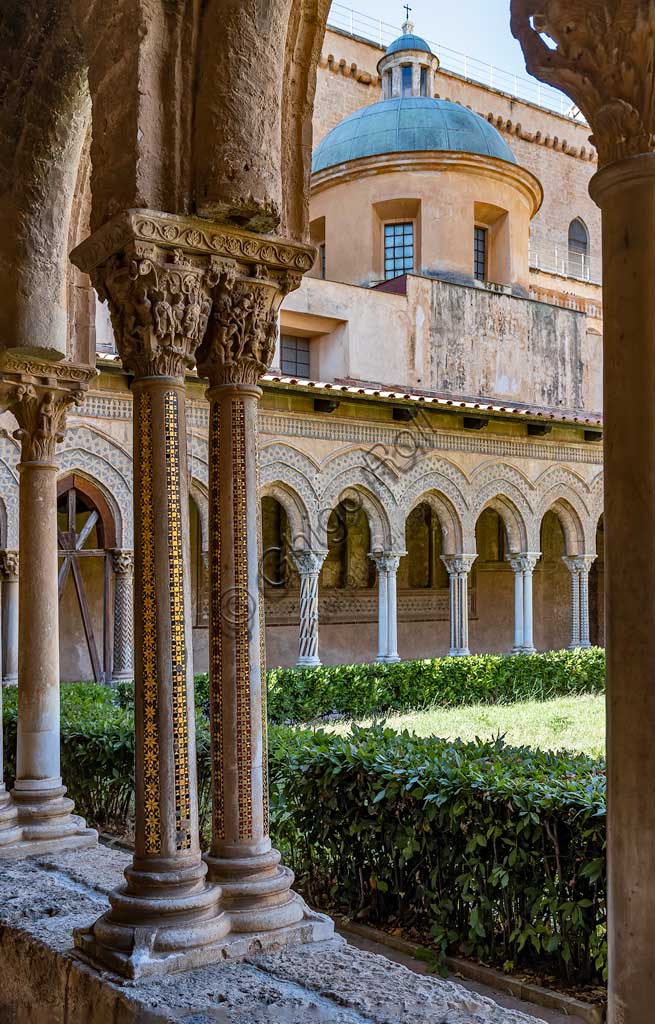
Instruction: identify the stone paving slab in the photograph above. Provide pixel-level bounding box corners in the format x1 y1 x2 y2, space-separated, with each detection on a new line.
0 846 543 1023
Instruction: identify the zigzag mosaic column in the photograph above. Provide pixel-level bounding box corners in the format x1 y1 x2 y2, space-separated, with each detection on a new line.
197 245 333 943
291 549 326 667
69 213 230 978
111 550 134 683
0 365 96 857
0 551 19 684
563 555 595 650
441 554 477 656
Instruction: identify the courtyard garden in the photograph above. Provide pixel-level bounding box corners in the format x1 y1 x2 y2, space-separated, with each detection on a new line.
1 648 607 989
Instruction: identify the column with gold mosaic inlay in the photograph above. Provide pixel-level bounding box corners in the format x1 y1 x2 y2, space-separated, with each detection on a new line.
197 246 334 943
68 213 230 979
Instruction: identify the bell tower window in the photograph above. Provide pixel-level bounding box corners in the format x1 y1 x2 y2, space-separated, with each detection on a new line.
420 67 428 96
401 66 413 97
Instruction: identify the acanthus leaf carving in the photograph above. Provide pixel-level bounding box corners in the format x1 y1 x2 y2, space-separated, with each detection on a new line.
0 550 19 580
510 0 655 166
7 382 86 463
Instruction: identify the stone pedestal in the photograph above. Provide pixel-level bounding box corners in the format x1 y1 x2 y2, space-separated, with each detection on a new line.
441 555 476 656
290 549 326 667
508 553 539 654
0 367 97 859
370 553 403 663
111 550 134 683
196 241 333 946
0 551 19 685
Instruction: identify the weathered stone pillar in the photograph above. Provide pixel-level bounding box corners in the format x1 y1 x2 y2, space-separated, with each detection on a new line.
196 239 333 945
511 5 655 1017
111 550 134 683
0 365 97 857
370 553 403 663
562 556 595 650
508 553 539 654
0 551 19 684
290 549 326 668
441 555 476 657
69 212 230 977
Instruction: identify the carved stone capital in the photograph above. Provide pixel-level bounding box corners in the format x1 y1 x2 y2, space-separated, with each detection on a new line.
112 549 135 576
508 552 541 574
441 553 477 576
562 554 596 576
511 1 655 167
0 550 19 581
70 210 313 383
0 368 88 463
291 549 328 576
369 552 404 575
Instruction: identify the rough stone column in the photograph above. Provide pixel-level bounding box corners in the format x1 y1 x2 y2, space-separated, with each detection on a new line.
69 212 231 977
290 550 326 668
0 365 97 857
111 550 134 683
441 555 477 657
0 551 19 684
196 240 333 945
371 554 403 663
562 557 582 649
511 6 655 1018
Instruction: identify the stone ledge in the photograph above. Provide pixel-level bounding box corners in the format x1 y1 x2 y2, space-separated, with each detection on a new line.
0 847 542 1023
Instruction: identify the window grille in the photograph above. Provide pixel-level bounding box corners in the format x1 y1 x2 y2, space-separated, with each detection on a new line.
474 225 488 282
384 222 414 279
281 335 311 378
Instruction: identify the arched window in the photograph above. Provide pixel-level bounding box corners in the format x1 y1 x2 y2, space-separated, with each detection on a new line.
568 218 589 255
568 218 590 280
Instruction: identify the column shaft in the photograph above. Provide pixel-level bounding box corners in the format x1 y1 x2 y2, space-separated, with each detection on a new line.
112 551 134 682
579 568 591 649
376 569 389 662
442 555 476 656
511 563 524 652
523 566 535 653
292 550 326 669
387 567 399 662
0 553 19 684
591 157 655 1021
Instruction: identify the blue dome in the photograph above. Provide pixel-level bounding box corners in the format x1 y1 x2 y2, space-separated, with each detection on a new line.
385 33 432 55
312 97 517 174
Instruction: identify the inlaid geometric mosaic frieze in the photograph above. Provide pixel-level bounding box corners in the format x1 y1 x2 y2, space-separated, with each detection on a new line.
209 402 225 842
164 390 192 851
138 391 162 854
232 400 253 841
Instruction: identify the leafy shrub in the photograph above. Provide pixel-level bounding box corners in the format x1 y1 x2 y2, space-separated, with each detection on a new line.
266 648 605 724
270 724 607 984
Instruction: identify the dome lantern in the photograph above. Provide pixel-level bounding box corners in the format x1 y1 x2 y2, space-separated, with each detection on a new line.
377 13 440 100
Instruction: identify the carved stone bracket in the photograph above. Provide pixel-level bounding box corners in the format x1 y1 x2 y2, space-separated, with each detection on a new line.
0 361 92 464
510 1 655 167
0 551 19 581
70 211 314 383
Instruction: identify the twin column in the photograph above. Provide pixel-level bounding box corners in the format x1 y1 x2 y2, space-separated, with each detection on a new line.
290 550 326 667
370 553 403 663
562 556 595 649
441 555 477 656
508 554 539 654
68 211 332 978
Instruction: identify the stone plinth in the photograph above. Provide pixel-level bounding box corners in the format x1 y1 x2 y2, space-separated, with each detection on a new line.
0 846 542 1023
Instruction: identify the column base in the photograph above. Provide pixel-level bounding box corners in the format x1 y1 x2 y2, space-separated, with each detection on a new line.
2 675 17 687
0 788 21 847
295 656 321 669
376 654 401 664
2 782 98 857
448 648 470 657
74 901 334 980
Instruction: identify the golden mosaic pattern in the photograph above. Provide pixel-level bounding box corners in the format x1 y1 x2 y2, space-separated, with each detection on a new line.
139 391 161 854
165 390 192 851
255 441 269 836
232 399 253 841
209 401 225 841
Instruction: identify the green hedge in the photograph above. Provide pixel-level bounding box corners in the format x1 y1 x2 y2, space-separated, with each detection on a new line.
262 648 605 724
2 668 608 985
271 725 607 984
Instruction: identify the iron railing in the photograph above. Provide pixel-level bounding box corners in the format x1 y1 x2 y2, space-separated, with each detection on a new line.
528 243 600 285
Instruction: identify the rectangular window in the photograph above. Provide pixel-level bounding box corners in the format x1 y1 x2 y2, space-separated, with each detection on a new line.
420 67 428 96
281 335 311 378
474 225 488 282
401 65 413 96
384 222 414 279
319 242 326 280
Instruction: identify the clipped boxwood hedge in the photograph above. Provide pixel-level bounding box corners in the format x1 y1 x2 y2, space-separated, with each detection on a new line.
271 725 607 984
262 648 605 724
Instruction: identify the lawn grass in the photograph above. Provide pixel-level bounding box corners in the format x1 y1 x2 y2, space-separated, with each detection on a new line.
325 693 605 757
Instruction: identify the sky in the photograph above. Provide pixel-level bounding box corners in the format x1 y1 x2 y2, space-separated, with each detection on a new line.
330 0 539 91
